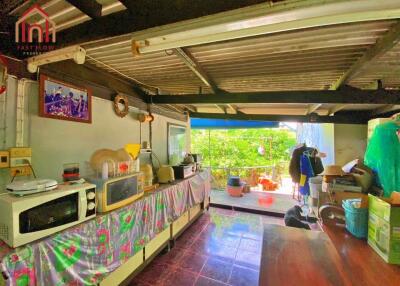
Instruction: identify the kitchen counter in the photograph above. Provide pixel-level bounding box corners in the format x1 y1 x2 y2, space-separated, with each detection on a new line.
0 171 210 286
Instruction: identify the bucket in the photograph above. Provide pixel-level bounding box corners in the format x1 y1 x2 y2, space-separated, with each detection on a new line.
309 176 323 199
226 185 243 197
342 199 368 239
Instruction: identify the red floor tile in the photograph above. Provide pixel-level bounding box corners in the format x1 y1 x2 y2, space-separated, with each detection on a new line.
228 265 259 286
161 267 198 286
154 247 186 266
238 238 262 254
198 225 217 240
212 234 241 248
131 207 280 286
129 277 152 286
179 250 208 273
234 249 261 270
200 258 233 283
195 276 229 286
191 238 238 263
175 235 196 250
208 244 238 263
241 231 263 241
135 263 175 285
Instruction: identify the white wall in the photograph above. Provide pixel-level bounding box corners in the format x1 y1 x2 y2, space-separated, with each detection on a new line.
296 122 367 166
0 77 190 188
297 123 335 165
334 124 367 166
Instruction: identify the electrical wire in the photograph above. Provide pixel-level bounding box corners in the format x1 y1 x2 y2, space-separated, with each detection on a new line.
150 151 162 168
10 160 37 183
86 54 156 90
27 161 37 179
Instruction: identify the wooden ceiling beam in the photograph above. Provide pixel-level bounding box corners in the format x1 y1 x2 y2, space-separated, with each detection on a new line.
328 104 347 116
305 104 322 115
372 105 400 116
173 47 218 93
189 111 370 124
183 105 197 113
330 21 400 89
150 88 400 105
227 104 238 114
166 104 185 113
173 47 230 113
65 0 102 19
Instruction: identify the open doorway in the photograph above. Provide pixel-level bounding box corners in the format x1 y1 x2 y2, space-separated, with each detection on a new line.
191 119 299 215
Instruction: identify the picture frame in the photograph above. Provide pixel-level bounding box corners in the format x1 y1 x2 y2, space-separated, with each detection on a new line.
167 123 187 165
39 74 92 123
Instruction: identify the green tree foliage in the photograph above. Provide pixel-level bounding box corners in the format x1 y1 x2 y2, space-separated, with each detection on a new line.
191 128 296 168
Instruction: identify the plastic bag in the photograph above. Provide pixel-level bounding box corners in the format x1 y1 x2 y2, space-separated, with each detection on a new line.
364 121 400 197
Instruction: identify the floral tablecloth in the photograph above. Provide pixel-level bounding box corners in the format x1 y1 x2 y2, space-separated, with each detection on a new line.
0 171 210 286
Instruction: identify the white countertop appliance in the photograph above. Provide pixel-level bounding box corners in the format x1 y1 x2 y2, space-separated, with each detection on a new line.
157 165 175 183
0 183 96 248
6 179 58 196
86 172 144 213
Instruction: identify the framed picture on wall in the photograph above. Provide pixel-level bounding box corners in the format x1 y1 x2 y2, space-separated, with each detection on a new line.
39 74 92 123
167 123 187 165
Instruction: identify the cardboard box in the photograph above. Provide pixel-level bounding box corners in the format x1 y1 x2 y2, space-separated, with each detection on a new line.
368 194 400 264
318 191 368 209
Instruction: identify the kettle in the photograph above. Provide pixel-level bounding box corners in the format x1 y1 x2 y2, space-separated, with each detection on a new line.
157 165 175 183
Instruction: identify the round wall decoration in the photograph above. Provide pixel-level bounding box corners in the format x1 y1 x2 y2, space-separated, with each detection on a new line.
114 94 129 117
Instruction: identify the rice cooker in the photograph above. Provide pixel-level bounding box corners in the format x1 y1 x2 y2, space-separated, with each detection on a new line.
157 165 175 183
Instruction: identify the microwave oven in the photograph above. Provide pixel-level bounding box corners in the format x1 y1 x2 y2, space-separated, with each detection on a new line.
0 183 96 248
86 172 144 213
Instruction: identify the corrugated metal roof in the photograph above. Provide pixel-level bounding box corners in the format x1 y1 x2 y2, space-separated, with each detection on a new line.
86 49 212 94
189 21 394 92
349 42 400 89
84 21 395 95
9 0 400 116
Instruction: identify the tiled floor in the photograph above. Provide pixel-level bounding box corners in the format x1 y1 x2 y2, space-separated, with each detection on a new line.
130 208 285 286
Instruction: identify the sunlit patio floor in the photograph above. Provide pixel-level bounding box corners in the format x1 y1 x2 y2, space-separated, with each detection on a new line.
210 178 298 216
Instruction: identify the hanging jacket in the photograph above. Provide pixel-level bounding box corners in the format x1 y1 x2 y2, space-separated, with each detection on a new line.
289 145 307 183
289 146 323 183
299 154 314 196
308 151 324 176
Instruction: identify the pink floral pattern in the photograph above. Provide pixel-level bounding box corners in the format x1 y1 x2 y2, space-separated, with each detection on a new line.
0 171 210 285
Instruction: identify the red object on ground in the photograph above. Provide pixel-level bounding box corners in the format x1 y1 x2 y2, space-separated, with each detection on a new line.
258 177 278 191
258 196 275 207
